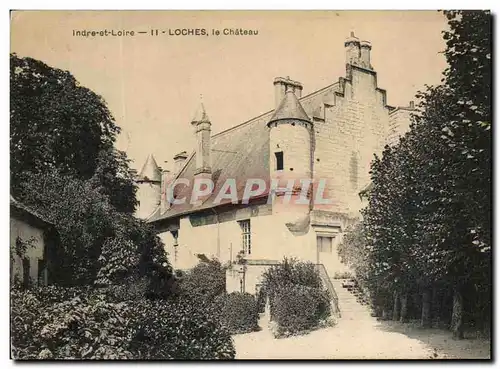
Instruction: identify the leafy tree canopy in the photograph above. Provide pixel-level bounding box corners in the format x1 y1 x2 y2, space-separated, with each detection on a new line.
10 54 137 213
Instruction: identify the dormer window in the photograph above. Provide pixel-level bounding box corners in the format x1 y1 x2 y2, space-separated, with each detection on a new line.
275 151 284 171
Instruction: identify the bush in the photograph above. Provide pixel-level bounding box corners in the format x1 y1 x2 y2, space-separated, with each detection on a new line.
215 292 259 334
11 286 235 360
130 299 235 359
261 258 333 337
271 284 331 337
11 287 136 359
262 258 323 292
178 259 226 303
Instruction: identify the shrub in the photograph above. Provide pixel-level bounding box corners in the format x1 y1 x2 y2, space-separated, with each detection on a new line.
272 284 331 337
11 287 138 359
215 292 260 334
261 258 333 337
262 258 323 292
178 259 226 303
11 286 236 360
130 299 235 359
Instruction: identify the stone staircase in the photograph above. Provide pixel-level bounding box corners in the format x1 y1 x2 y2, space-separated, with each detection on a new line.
331 279 375 321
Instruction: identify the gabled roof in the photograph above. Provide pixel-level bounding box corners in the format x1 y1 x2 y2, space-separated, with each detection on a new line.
137 154 161 182
268 89 311 125
10 195 54 230
148 81 341 224
148 110 272 222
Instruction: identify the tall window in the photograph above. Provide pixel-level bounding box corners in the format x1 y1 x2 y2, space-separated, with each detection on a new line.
317 236 333 253
275 152 284 171
239 220 251 255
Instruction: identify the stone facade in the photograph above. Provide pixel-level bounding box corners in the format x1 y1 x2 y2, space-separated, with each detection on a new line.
138 33 415 293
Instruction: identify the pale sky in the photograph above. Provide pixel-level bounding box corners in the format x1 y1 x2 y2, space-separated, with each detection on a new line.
11 10 449 172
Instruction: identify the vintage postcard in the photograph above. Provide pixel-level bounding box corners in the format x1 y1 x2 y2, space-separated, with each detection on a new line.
10 10 491 360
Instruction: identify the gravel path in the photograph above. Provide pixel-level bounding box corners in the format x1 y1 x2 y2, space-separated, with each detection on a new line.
233 315 491 360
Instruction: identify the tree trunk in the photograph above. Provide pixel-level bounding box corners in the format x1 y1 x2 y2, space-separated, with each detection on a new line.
382 309 389 320
451 287 464 339
431 286 441 326
421 289 432 328
400 293 409 323
393 291 401 321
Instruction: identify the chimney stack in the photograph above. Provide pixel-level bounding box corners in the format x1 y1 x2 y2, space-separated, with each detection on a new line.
409 101 415 109
160 168 173 213
173 151 188 173
191 100 212 177
273 76 303 109
345 32 361 66
359 40 372 69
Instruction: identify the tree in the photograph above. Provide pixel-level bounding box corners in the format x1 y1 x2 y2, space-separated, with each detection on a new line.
16 170 174 293
10 54 137 213
357 11 491 337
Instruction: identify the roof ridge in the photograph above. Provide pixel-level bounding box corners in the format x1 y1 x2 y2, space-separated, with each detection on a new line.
211 81 339 139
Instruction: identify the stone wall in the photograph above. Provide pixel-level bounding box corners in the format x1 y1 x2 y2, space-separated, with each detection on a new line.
388 107 414 146
301 66 391 217
159 203 318 271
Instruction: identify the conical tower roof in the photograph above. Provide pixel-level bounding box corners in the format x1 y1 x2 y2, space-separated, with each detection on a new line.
137 154 161 182
191 100 211 125
268 88 311 126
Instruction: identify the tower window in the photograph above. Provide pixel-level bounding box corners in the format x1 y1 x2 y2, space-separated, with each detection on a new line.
275 152 284 171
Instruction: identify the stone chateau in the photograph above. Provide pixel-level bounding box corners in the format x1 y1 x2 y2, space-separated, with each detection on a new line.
134 32 415 294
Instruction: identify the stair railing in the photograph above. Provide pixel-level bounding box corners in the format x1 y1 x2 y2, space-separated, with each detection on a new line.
316 263 341 318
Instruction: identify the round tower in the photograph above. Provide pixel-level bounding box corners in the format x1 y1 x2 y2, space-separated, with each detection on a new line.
135 154 161 220
267 85 313 222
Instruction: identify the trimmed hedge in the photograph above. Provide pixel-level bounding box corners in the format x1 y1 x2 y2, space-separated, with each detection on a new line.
11 286 235 360
272 284 331 337
262 258 334 337
215 292 260 334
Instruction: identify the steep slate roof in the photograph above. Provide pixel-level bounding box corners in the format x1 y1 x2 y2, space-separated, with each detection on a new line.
148 82 340 223
268 89 311 124
149 110 272 221
137 154 161 182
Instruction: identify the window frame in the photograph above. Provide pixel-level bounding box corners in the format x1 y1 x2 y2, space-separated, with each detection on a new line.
275 151 284 171
239 219 252 255
317 235 333 253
